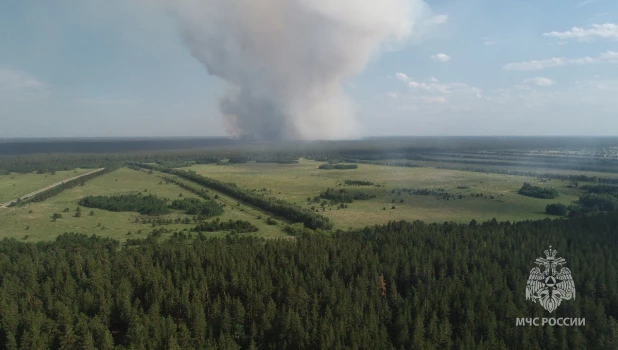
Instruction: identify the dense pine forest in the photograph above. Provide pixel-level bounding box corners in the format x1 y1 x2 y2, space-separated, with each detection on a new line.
1 213 617 349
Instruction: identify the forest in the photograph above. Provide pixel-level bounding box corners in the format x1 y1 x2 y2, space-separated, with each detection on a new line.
78 194 225 218
319 188 377 203
343 180 374 186
319 164 359 170
1 213 617 349
192 218 259 233
79 194 172 216
169 198 225 217
518 183 560 199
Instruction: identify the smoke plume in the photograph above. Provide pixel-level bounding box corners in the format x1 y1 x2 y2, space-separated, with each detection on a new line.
161 0 428 140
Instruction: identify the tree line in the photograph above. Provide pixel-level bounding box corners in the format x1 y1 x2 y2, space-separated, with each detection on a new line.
344 180 374 186
131 163 333 230
434 165 618 185
319 188 376 203
79 194 172 216
318 164 358 170
518 183 560 199
192 218 259 234
79 194 224 218
1 213 618 349
546 184 618 217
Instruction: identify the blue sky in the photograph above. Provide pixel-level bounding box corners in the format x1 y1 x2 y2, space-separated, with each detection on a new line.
1 0 617 138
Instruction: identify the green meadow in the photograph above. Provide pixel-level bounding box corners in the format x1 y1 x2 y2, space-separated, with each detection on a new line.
0 168 92 204
182 159 584 229
0 158 598 240
0 167 287 242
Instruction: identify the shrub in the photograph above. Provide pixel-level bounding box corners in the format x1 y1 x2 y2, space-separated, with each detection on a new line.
545 203 568 216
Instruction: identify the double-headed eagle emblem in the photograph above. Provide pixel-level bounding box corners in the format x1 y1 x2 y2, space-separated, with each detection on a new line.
525 246 576 313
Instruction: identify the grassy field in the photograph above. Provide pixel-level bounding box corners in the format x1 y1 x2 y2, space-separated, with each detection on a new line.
0 169 93 204
0 168 287 242
181 159 585 229
414 159 618 179
0 158 598 239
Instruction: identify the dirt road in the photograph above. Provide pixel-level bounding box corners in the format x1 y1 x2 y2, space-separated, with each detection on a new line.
0 168 105 208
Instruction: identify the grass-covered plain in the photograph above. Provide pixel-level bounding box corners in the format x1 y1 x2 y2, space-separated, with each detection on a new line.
0 158 600 240
0 168 287 242
0 168 92 204
181 159 585 229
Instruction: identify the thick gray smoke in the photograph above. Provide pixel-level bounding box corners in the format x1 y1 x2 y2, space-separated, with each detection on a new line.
161 0 428 140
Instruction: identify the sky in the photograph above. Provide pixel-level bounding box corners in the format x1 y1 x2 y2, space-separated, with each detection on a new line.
1 0 617 138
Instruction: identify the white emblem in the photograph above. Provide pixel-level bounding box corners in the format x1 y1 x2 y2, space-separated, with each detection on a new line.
525 245 576 313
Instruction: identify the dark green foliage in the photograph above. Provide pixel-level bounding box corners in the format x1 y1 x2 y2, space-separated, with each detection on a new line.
396 187 456 200
155 160 195 168
228 155 250 164
159 175 213 201
568 185 618 216
319 163 358 170
1 214 618 349
518 182 559 199
169 198 224 217
320 187 376 203
133 164 332 230
435 165 618 185
344 179 374 186
255 156 299 164
581 185 618 197
192 218 258 233
578 193 618 212
79 194 171 216
545 203 568 216
357 160 421 168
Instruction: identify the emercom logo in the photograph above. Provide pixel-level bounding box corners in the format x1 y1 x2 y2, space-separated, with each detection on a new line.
525 245 576 313
516 245 584 327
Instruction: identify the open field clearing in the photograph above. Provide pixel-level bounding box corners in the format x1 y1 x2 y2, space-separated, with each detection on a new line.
182 159 584 229
0 167 287 241
372 159 618 180
0 168 93 203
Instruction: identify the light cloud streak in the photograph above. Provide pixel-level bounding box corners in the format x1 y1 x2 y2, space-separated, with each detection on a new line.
543 23 618 41
430 53 451 62
504 51 618 70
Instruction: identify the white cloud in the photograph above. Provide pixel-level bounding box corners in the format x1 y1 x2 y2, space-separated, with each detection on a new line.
385 92 398 99
395 74 482 97
504 51 618 70
430 53 451 62
395 72 411 83
0 67 46 92
543 23 618 41
523 77 555 86
389 74 484 113
600 51 618 60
